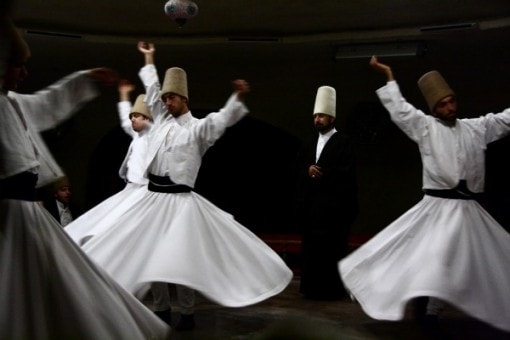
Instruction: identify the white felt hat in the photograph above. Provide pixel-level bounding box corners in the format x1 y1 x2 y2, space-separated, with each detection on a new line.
313 86 336 117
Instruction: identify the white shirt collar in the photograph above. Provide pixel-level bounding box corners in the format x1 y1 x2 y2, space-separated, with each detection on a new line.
319 127 337 139
316 128 337 162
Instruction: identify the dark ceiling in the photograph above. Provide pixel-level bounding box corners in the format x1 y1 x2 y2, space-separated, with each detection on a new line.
10 0 510 47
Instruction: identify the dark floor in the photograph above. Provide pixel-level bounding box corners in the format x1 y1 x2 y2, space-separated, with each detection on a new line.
146 278 510 340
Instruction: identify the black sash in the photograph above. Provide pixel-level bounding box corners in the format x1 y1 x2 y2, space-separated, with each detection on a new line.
0 172 38 201
423 180 483 201
148 173 192 193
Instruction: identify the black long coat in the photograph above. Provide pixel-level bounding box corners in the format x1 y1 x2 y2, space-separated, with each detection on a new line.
42 198 82 227
296 131 358 299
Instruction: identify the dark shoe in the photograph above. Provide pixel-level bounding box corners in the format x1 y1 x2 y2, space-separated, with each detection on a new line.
154 309 171 326
175 313 195 331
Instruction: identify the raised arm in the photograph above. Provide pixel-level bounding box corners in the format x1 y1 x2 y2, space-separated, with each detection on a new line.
138 41 155 66
369 56 395 82
137 41 165 120
118 79 135 102
232 79 250 102
12 67 118 132
88 67 119 87
117 79 136 137
193 80 250 153
371 56 426 142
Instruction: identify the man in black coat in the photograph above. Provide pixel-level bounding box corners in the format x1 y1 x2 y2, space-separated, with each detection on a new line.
296 86 358 300
42 176 81 227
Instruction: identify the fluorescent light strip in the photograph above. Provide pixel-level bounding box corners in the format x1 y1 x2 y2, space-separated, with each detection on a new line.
25 30 82 39
420 22 477 32
335 42 426 59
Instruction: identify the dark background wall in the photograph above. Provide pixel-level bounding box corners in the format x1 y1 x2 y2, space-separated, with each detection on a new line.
22 32 510 235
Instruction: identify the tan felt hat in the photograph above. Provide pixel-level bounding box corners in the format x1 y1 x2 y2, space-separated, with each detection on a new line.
417 70 455 113
161 67 188 100
130 94 152 119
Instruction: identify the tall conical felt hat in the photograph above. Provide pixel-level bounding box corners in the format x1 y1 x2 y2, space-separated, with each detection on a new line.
130 94 152 119
161 67 188 100
6 19 30 63
417 70 455 113
313 86 336 117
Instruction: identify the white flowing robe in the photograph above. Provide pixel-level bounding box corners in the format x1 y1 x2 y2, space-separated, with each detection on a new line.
0 73 169 339
1 71 98 187
66 100 151 244
117 100 151 185
78 64 293 307
339 81 510 332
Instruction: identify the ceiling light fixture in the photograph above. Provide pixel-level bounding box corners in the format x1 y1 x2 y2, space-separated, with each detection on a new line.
335 41 427 60
164 0 198 28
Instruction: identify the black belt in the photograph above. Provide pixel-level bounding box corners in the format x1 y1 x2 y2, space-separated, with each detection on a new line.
423 180 483 201
0 172 38 201
148 173 192 193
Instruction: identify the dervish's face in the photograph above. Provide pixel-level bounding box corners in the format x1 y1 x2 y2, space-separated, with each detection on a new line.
54 185 71 205
2 56 28 92
130 112 150 132
162 92 188 118
433 95 457 122
314 113 335 134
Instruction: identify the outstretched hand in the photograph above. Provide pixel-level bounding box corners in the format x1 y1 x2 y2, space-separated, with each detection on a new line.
118 79 135 92
369 56 394 81
118 79 135 101
138 41 155 65
232 79 250 101
89 67 119 86
138 41 155 55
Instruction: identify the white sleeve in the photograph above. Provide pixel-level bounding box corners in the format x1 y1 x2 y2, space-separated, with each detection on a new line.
376 80 427 143
118 101 135 138
138 64 166 121
12 70 98 132
478 108 510 144
192 93 249 153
